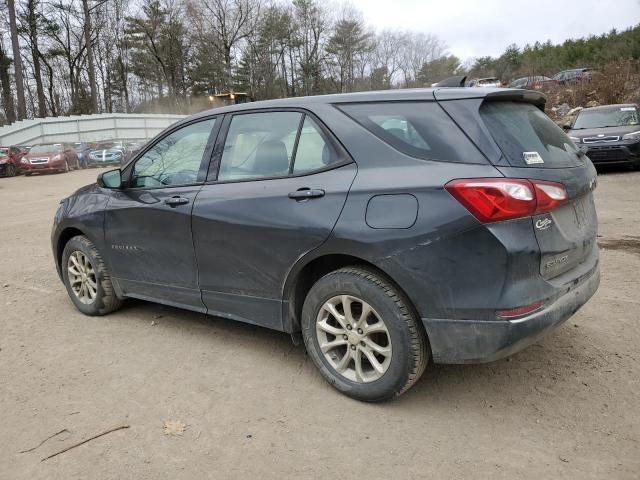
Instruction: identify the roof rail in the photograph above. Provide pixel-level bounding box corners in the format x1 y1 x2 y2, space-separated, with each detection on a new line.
433 76 467 87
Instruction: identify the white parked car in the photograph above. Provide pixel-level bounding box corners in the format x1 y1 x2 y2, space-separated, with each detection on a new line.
468 77 502 88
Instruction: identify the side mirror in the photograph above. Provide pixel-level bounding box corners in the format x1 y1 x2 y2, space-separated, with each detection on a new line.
562 123 572 131
97 168 122 189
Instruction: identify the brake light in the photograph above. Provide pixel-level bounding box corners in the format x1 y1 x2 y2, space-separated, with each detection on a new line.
445 178 568 223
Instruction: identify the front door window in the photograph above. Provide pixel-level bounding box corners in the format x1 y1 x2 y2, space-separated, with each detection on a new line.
131 119 216 188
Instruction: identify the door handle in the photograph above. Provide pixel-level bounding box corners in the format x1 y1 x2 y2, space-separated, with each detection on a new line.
288 188 325 200
165 196 190 207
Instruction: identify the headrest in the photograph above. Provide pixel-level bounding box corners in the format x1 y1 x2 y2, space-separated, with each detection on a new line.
254 140 289 176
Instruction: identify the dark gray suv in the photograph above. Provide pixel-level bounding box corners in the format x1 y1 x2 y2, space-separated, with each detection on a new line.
568 104 640 168
52 88 600 401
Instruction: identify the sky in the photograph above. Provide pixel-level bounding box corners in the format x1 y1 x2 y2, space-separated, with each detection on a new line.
350 0 640 60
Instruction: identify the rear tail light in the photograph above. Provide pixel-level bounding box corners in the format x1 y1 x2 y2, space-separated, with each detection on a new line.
445 178 568 223
533 181 568 213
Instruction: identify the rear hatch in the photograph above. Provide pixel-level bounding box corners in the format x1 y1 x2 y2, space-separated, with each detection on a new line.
438 91 598 282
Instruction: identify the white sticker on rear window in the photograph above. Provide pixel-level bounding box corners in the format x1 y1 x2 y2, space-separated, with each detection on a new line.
621 107 637 111
523 151 544 165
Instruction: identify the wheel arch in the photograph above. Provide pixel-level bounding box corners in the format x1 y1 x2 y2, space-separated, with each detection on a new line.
55 227 86 271
282 252 419 334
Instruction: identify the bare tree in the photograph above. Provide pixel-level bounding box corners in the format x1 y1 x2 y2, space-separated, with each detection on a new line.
372 30 406 88
399 32 445 87
23 0 48 116
190 0 260 88
292 0 328 95
47 1 89 113
0 39 16 123
7 0 27 119
81 0 98 112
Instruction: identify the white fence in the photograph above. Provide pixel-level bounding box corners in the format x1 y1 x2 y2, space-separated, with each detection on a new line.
0 113 186 146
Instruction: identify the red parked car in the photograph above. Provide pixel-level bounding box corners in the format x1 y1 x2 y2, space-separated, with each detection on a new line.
552 68 595 85
0 146 26 177
20 143 81 175
509 76 558 90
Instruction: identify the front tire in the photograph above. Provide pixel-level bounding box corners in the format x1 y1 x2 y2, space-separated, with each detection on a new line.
301 267 429 402
62 235 122 315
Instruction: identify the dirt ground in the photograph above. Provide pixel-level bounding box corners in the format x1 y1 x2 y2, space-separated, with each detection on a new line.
0 168 638 480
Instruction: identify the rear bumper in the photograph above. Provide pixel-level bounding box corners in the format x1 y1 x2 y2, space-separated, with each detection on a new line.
422 264 600 364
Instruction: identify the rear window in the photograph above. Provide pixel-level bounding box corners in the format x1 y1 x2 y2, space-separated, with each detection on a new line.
480 101 583 168
337 101 482 163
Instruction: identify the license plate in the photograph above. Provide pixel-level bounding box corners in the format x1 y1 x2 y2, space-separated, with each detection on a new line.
573 198 587 229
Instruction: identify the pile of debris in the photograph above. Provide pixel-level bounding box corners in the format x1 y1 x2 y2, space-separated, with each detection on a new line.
544 59 640 126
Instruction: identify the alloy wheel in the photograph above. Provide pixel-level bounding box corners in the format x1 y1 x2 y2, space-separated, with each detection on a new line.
316 295 392 383
67 251 97 304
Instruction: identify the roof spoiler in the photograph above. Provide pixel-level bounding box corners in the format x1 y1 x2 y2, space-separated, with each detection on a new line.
433 76 467 87
433 88 547 111
484 90 546 110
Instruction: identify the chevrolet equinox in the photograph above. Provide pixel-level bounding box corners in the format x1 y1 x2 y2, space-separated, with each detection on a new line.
52 88 600 401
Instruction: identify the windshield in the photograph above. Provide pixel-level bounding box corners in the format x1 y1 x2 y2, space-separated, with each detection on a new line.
96 142 122 150
480 101 583 168
573 106 639 129
30 144 62 154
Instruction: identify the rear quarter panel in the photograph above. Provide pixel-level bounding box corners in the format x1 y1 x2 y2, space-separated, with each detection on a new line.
305 106 509 321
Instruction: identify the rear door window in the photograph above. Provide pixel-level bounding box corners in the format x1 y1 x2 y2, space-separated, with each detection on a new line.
218 112 302 181
292 117 339 175
337 101 483 163
480 101 583 168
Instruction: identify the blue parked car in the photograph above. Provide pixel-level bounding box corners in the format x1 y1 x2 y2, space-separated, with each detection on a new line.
88 140 132 167
72 142 91 168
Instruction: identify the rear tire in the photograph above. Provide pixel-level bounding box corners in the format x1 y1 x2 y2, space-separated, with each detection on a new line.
302 266 429 402
62 235 123 316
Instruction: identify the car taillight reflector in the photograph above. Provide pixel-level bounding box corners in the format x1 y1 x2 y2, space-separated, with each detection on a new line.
496 301 545 319
445 178 568 223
